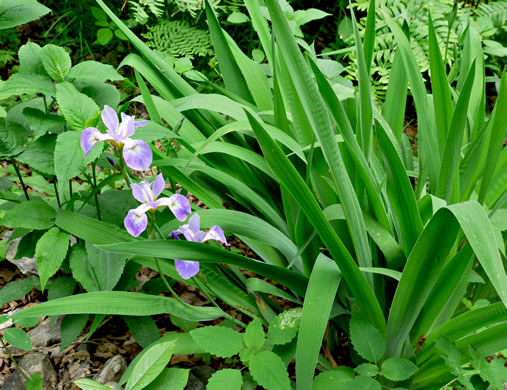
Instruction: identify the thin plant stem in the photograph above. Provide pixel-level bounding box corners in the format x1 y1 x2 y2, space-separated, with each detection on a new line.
154 258 187 305
69 180 73 198
12 160 29 201
193 276 247 329
53 180 61 208
0 336 30 381
91 162 101 221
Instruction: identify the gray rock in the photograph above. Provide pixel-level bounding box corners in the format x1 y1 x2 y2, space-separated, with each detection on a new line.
5 236 38 276
184 366 216 390
3 352 57 389
93 355 127 384
29 317 62 348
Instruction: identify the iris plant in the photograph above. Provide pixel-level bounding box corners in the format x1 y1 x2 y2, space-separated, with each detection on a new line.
81 105 152 171
171 214 229 279
124 174 191 237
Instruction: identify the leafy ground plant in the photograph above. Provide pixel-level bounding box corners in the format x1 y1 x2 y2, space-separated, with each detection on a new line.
0 0 506 389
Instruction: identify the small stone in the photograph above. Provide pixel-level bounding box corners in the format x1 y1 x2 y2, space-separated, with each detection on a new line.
3 352 57 389
184 366 216 390
29 317 62 348
5 237 38 276
93 355 127 384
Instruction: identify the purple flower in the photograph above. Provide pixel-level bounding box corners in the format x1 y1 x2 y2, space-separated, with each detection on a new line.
124 174 191 237
171 213 229 279
80 106 152 171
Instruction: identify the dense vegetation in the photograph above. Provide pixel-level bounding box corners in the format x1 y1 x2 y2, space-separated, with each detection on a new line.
0 0 506 389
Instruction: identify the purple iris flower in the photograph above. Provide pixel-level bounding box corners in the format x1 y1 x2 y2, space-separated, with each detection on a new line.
124 174 192 237
171 213 229 279
80 105 152 171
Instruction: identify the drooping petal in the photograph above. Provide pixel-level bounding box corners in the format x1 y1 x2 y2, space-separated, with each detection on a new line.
188 214 201 233
203 225 229 246
81 127 111 157
124 209 148 237
156 194 191 221
135 120 148 128
150 174 165 199
123 139 152 171
175 260 200 279
131 180 154 203
119 114 136 138
171 229 182 240
101 105 119 134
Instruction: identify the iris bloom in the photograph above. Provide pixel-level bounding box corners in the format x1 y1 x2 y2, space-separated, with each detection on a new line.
81 105 152 171
124 174 191 237
171 213 229 279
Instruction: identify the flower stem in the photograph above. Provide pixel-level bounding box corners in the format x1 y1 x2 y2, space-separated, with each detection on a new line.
91 162 101 221
0 335 31 381
53 179 61 208
11 160 29 201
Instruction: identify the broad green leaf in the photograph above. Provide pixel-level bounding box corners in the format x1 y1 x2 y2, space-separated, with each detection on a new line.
1 200 55 230
23 108 66 138
144 367 189 390
85 242 127 291
47 276 76 301
343 375 381 390
35 227 70 291
268 308 301 345
207 369 243 390
293 8 330 25
74 378 111 390
16 134 57 175
60 314 88 351
124 316 160 348
4 327 32 350
25 374 43 390
0 0 51 30
244 318 265 351
40 44 72 82
472 354 507 389
18 42 43 74
0 121 27 157
10 291 223 323
227 12 250 24
126 340 175 390
190 326 243 358
312 367 355 389
80 81 120 110
54 131 102 196
297 254 341 390
349 316 386 364
69 60 123 82
356 363 379 377
69 244 98 292
380 358 418 381
55 82 100 131
249 351 290 390
0 73 54 100
0 276 40 306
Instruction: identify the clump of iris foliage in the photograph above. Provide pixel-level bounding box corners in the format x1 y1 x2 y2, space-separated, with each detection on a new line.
0 0 506 389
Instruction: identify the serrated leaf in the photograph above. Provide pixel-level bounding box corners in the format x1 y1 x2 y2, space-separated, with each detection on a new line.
435 338 473 388
144 367 189 390
1 200 55 230
0 73 54 101
349 316 386 363
190 326 244 358
356 363 379 377
16 134 57 175
380 358 418 381
18 41 43 74
471 347 507 389
249 351 290 390
207 369 242 390
60 314 88 351
0 121 28 157
4 327 32 350
25 373 43 390
35 227 70 291
40 44 71 82
55 82 100 131
125 340 175 390
268 308 302 345
244 318 265 351
74 378 111 390
85 242 127 291
69 61 123 82
0 0 51 30
312 366 355 389
343 375 381 390
0 276 40 306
